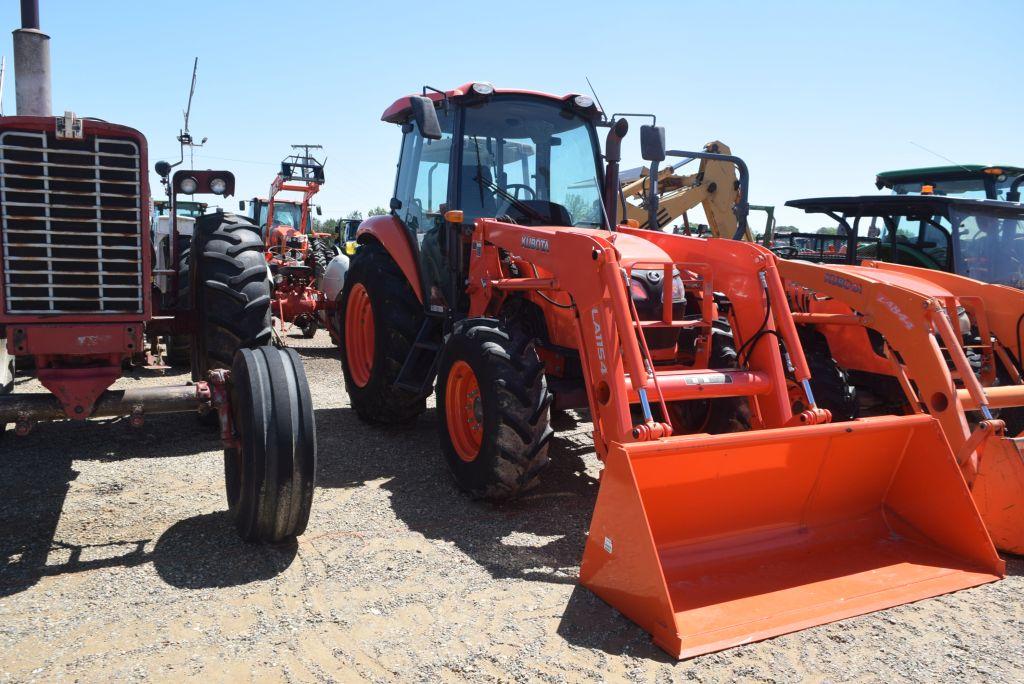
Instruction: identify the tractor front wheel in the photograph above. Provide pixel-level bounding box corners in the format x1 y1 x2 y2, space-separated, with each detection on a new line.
436 319 553 500
226 346 316 543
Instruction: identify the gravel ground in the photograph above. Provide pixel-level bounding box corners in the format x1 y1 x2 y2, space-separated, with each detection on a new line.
1 330 1022 682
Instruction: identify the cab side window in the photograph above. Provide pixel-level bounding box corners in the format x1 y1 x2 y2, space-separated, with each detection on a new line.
393 111 455 240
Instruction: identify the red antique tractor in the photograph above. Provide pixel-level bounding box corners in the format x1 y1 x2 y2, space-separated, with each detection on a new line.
337 83 1004 658
0 2 316 543
241 146 336 338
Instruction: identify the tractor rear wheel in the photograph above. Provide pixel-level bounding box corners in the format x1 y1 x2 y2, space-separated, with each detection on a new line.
436 319 553 500
190 212 273 381
339 240 426 423
226 346 316 543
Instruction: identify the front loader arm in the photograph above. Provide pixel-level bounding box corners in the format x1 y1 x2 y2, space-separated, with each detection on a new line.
467 219 653 452
778 259 992 477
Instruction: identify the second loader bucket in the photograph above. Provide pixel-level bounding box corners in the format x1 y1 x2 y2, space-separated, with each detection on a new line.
972 434 1024 554
580 414 1004 659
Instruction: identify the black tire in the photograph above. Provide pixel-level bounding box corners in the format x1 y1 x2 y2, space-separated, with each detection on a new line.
339 240 426 423
667 321 753 433
226 346 316 543
798 328 859 422
436 319 553 500
310 237 335 290
190 212 273 381
299 316 318 339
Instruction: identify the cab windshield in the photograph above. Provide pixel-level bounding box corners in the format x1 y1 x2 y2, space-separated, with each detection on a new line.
953 207 1024 288
460 97 604 228
259 202 306 231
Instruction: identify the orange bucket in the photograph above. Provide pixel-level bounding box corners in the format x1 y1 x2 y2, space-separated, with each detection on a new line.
972 434 1024 554
580 414 1004 659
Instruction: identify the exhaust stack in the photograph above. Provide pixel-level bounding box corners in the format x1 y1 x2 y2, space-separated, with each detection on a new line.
12 0 52 116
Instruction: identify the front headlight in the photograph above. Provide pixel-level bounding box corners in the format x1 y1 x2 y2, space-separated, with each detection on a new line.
179 177 198 194
209 177 227 195
672 274 685 302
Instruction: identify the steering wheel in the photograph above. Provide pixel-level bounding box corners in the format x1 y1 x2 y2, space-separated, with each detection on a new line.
505 184 536 200
770 246 800 258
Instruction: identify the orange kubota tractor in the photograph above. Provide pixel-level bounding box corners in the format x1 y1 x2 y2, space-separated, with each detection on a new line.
241 146 336 338
337 82 1005 658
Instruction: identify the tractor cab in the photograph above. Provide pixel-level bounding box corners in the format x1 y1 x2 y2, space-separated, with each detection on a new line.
381 83 606 310
248 199 313 236
780 195 1024 289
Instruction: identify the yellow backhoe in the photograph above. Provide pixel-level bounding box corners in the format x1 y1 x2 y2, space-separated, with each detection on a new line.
618 141 758 240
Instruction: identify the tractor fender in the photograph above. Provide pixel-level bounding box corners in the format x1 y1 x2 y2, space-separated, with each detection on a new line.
356 215 423 303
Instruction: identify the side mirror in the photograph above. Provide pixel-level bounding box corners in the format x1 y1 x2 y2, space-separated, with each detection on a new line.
316 205 323 216
410 96 442 140
238 200 245 211
389 197 403 212
640 125 666 162
155 160 172 178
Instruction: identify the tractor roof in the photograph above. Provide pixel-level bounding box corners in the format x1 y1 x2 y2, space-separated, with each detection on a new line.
787 194 1024 217
381 82 590 123
875 164 1024 188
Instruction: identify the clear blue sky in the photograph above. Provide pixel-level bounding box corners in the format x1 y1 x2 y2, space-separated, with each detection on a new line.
1 1 1020 229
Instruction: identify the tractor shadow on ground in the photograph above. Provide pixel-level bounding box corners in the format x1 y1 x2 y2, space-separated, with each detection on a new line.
315 405 599 586
289 344 342 361
151 511 297 589
0 407 293 597
314 404 672 656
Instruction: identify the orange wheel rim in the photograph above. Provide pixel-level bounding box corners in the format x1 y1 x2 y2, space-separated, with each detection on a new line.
345 283 375 387
446 360 483 462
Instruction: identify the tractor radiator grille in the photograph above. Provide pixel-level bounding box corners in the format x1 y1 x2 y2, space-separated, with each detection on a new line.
0 130 142 314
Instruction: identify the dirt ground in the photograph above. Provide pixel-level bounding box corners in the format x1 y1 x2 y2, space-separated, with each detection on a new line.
1 331 1022 683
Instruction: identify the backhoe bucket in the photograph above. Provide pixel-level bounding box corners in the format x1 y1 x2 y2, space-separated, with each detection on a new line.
973 434 1024 554
581 415 1004 659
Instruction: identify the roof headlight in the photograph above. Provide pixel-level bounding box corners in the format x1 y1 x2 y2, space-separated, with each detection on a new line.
209 177 227 195
471 82 494 95
574 95 594 109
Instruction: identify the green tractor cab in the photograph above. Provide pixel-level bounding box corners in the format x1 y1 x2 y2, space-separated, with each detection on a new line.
771 195 1024 289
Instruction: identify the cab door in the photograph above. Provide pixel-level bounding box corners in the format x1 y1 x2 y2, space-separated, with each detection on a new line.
391 110 457 312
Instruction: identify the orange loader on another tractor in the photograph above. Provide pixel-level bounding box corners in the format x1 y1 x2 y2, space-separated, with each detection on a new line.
241 145 336 338
336 83 1006 659
780 258 1024 554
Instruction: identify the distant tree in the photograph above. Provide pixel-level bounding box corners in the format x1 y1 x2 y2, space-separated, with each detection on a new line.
346 210 363 220
562 194 589 224
367 206 388 217
817 226 838 235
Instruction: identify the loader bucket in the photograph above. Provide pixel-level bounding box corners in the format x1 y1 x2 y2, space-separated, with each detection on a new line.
972 435 1024 555
580 415 1004 659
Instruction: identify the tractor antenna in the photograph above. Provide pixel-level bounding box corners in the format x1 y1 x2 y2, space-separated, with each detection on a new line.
586 76 606 119
177 58 207 168
908 141 972 173
0 56 6 116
